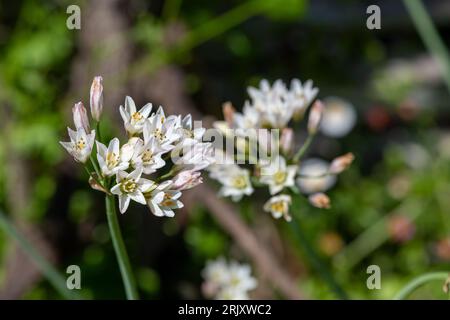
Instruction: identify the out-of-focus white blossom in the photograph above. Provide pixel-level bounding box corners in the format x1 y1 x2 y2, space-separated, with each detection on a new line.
259 156 297 195
214 165 253 201
296 158 337 194
263 194 292 222
289 79 319 118
319 97 357 138
202 257 257 300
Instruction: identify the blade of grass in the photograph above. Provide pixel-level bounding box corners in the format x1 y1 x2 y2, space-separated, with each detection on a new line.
403 0 450 94
0 211 83 300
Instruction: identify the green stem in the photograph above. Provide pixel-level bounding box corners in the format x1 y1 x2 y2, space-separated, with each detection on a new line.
95 121 102 143
394 272 449 300
178 1 262 53
0 211 83 300
293 134 315 163
105 195 139 300
289 217 348 299
403 0 450 94
90 155 102 181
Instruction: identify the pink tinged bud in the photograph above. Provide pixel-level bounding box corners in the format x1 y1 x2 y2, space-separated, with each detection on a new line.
308 100 324 135
222 102 235 127
280 128 294 155
172 170 203 190
329 152 355 174
72 102 90 133
308 193 331 209
90 76 104 122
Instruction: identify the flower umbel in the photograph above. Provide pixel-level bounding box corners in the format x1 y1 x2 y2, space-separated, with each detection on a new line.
209 78 354 222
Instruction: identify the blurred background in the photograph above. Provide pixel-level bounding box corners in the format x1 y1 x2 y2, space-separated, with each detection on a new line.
1 0 450 299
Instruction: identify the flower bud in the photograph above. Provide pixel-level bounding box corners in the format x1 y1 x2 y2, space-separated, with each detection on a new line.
280 128 294 155
172 170 203 190
308 192 330 209
329 152 355 174
72 102 90 133
222 102 235 127
90 76 104 121
307 100 324 135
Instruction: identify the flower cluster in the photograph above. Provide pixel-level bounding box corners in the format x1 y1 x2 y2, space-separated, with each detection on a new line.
209 79 354 222
202 257 257 300
60 76 214 216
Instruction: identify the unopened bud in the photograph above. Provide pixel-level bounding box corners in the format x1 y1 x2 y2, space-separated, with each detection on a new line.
329 152 355 174
309 193 331 209
280 128 294 155
72 102 90 133
307 100 324 134
90 76 104 122
172 170 203 190
222 102 235 127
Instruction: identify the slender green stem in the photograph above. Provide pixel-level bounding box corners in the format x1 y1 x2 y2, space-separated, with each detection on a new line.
293 134 315 163
105 195 139 300
178 1 262 53
289 217 348 299
394 272 449 300
403 0 450 94
95 121 102 143
90 155 101 180
0 211 83 300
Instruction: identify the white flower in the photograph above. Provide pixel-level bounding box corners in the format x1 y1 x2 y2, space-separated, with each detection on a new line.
144 106 181 150
130 135 166 175
226 261 258 293
146 181 184 217
202 258 257 300
179 114 206 142
288 79 318 118
319 97 356 138
216 287 249 300
232 102 260 130
72 102 90 133
110 167 155 213
202 257 230 287
296 158 337 194
119 96 152 135
247 79 293 128
259 156 297 195
96 138 130 177
60 127 95 163
173 140 215 172
215 165 253 201
90 76 104 122
263 194 292 222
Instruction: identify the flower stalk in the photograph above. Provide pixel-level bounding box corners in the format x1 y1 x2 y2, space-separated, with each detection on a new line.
105 194 139 300
394 272 450 300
